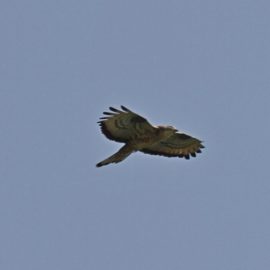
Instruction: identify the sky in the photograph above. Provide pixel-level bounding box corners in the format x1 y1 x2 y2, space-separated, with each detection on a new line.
1 0 270 269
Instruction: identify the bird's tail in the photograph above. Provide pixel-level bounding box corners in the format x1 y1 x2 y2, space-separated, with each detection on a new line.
96 144 134 167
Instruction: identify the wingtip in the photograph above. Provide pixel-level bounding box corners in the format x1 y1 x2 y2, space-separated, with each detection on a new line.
109 107 121 112
103 111 115 115
120 105 131 112
199 141 205 148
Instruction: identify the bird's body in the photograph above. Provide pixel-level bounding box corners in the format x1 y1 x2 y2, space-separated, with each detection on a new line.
96 106 204 167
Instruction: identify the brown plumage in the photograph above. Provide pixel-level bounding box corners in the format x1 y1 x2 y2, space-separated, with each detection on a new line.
96 106 204 167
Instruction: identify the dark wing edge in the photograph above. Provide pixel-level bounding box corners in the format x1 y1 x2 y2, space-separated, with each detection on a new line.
98 120 122 142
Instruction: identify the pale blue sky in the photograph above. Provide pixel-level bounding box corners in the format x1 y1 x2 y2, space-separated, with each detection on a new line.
1 0 270 269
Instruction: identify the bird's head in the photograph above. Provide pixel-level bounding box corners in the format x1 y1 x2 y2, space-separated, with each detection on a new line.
157 125 178 136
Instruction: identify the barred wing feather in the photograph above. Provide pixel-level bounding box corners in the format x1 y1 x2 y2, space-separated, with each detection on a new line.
98 106 155 143
141 133 204 160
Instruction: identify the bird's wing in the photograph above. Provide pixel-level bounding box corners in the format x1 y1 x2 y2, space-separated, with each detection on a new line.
98 106 156 143
96 144 134 167
140 133 204 159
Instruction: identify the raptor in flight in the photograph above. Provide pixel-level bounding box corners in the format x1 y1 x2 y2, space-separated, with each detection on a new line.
96 106 204 167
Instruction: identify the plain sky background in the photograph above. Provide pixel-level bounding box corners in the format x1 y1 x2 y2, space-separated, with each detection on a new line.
1 0 270 269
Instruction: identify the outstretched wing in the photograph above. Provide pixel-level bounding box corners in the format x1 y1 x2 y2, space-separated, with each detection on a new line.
140 133 204 160
98 106 156 143
96 144 134 167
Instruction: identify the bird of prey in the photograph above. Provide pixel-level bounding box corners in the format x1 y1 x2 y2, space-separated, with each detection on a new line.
96 106 204 167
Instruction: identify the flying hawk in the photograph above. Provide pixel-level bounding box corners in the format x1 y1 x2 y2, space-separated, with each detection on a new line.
96 106 204 167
